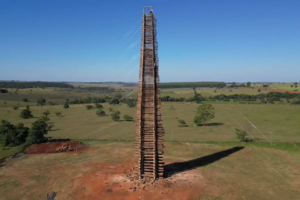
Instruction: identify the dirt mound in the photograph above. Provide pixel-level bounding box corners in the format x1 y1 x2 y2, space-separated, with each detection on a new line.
25 141 84 154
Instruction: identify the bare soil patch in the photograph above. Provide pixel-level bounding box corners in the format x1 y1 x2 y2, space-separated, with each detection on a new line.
24 141 84 154
265 88 300 94
71 162 206 200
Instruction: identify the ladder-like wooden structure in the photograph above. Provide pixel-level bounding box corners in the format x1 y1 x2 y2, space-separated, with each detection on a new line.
134 7 164 179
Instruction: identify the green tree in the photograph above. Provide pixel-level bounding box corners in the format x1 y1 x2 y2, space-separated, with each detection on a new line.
63 102 69 109
37 98 46 107
258 89 261 93
26 119 48 144
0 120 29 146
20 106 33 119
43 110 50 117
111 111 121 121
12 105 19 110
246 82 251 87
86 105 94 110
55 111 62 117
95 103 103 109
123 115 133 121
96 109 106 117
194 103 215 126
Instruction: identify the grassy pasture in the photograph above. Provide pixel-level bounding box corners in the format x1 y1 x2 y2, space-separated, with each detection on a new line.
0 102 299 144
254 83 299 91
0 87 136 108
160 87 269 98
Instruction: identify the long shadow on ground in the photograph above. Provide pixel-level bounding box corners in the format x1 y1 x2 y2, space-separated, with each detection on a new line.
164 146 244 177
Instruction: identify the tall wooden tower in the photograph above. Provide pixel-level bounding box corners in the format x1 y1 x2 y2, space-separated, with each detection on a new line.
134 7 165 179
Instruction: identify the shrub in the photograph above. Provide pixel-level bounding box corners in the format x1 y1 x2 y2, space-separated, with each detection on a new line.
111 111 121 121
86 105 94 110
63 102 69 109
55 112 62 116
95 103 103 109
39 115 50 122
96 110 106 117
235 128 251 142
23 98 28 102
260 99 267 104
290 99 300 105
12 105 19 110
178 119 188 127
123 115 133 121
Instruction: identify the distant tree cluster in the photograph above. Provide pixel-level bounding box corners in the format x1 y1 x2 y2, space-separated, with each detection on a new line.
0 118 49 148
122 83 138 87
161 92 300 103
0 81 74 89
160 96 186 102
159 82 226 89
0 88 8 93
75 86 114 92
69 96 107 104
228 82 247 88
0 120 29 146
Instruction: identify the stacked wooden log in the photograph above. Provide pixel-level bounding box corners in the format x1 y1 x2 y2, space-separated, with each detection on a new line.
134 8 164 180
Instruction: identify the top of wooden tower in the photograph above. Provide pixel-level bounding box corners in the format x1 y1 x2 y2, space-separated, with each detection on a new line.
143 6 153 14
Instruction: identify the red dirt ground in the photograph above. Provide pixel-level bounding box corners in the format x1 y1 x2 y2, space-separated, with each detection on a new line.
69 162 206 200
264 88 300 94
24 141 84 154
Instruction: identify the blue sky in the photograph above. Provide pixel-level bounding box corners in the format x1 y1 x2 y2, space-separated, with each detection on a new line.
0 0 299 82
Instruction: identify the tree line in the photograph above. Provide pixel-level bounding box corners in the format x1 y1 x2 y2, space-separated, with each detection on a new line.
0 81 74 89
75 86 114 92
160 92 300 104
159 82 226 89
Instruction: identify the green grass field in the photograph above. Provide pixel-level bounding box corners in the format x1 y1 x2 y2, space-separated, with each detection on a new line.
1 102 299 144
254 83 299 91
160 87 269 98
